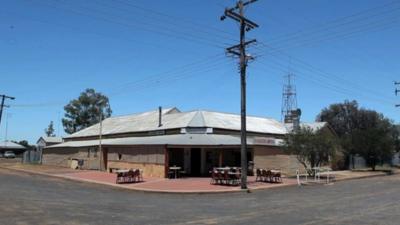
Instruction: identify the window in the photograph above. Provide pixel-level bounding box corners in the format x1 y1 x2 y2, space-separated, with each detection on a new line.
118 153 122 160
88 148 98 158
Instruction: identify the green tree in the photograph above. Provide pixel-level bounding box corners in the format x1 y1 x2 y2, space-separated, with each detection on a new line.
352 109 395 170
16 140 29 148
62 88 112 134
44 121 56 137
317 100 359 138
317 100 396 170
317 100 359 161
284 127 338 176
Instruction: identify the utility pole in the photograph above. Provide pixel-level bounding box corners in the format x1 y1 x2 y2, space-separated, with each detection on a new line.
99 113 103 171
97 100 105 171
5 113 12 143
221 0 258 189
0 94 15 127
395 82 400 107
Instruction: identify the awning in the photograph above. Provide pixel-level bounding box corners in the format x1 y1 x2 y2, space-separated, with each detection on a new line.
46 134 284 149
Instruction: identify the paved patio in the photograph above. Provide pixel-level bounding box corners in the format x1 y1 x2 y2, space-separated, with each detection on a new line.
63 170 298 193
0 162 297 193
1 162 396 193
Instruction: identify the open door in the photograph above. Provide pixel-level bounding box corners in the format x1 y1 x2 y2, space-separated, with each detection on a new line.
102 148 108 171
190 148 201 176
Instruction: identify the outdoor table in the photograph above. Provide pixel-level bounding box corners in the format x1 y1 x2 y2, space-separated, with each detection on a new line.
169 166 181 179
228 172 241 176
215 167 231 171
115 169 129 173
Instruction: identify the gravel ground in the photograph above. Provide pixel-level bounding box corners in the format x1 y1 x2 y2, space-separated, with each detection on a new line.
1 168 399 225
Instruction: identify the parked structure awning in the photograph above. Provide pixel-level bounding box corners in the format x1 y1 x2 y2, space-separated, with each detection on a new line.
46 134 284 149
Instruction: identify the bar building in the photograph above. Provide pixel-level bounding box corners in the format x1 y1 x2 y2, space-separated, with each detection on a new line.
44 107 328 177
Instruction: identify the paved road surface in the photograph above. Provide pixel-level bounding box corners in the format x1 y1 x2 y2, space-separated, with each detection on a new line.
1 168 399 225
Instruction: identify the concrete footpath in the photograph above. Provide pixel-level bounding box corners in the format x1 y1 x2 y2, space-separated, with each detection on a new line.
0 162 396 194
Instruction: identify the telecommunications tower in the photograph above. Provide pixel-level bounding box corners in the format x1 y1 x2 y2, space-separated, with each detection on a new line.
281 74 301 127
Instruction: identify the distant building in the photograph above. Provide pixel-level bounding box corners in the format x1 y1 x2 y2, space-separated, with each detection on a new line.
0 140 26 155
37 136 63 150
36 136 63 163
43 107 333 177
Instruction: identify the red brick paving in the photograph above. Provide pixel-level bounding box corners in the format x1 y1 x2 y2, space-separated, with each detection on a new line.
0 163 298 193
63 170 298 192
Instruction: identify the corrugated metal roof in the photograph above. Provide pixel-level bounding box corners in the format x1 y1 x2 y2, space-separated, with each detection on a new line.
39 136 63 143
201 111 287 134
47 134 283 148
0 141 26 149
67 108 287 138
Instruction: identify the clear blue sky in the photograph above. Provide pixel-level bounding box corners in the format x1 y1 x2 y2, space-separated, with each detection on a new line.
1 0 399 144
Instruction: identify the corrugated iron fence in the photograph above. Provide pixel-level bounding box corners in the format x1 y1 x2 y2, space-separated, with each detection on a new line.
22 149 41 164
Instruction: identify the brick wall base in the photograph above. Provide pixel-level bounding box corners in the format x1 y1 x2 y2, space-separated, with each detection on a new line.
254 146 306 176
107 161 165 178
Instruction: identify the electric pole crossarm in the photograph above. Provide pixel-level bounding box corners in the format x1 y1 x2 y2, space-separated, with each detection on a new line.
226 39 257 52
223 11 259 29
227 39 257 60
226 49 255 60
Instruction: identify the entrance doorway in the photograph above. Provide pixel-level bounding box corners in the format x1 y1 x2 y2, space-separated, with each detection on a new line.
190 148 201 176
102 148 108 171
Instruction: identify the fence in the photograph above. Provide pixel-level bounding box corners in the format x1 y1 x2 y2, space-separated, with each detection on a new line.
22 149 42 164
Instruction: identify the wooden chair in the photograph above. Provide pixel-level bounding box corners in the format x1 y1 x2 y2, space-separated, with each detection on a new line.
132 169 139 182
233 171 241 186
167 170 175 179
116 172 124 184
274 172 282 183
223 170 230 185
210 170 219 184
127 169 136 183
256 168 262 182
179 170 187 178
260 169 268 182
271 170 282 183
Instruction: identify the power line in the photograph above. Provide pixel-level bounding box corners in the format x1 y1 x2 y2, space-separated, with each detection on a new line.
253 42 398 102
112 0 239 40
107 56 233 97
268 17 400 51
268 5 399 82
28 0 228 49
9 54 233 108
264 1 400 45
253 56 397 106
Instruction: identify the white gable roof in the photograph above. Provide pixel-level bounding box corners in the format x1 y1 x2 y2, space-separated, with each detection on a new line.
66 108 287 138
38 136 63 144
0 141 26 149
